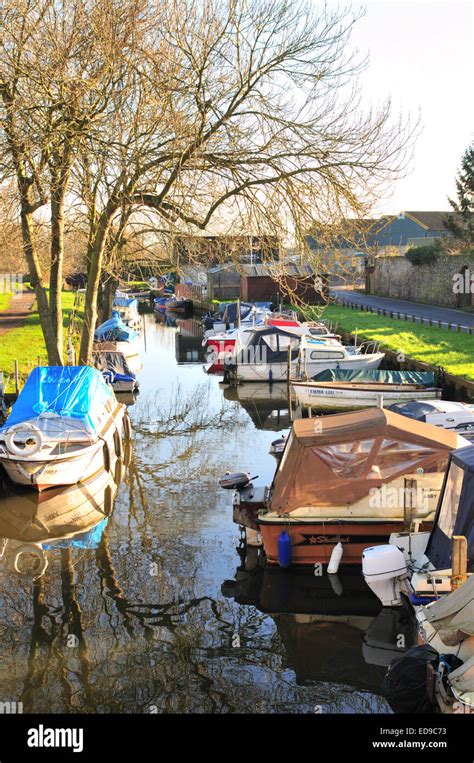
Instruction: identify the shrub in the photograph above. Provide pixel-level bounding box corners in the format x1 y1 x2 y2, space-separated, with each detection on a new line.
404 242 441 265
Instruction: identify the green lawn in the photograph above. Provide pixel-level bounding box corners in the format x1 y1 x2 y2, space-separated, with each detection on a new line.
0 293 13 312
316 305 474 381
0 291 84 389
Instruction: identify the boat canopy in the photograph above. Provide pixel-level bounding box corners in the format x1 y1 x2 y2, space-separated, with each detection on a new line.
92 351 136 382
422 574 474 645
270 408 465 513
113 296 138 311
0 366 115 434
312 369 436 386
94 314 138 342
426 445 474 571
222 302 254 323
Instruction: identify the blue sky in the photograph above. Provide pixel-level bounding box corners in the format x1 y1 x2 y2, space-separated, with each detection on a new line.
337 0 473 213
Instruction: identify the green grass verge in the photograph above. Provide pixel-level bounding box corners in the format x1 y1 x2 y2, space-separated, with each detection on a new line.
0 291 84 390
316 305 474 381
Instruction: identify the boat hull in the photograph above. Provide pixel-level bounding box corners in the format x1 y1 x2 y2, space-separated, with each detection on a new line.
291 382 442 410
229 354 385 382
258 518 432 566
0 406 126 491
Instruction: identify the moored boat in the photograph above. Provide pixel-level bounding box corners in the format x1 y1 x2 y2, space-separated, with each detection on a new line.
224 325 384 383
388 399 474 440
231 407 469 565
92 349 139 393
362 444 474 714
0 366 128 490
291 369 442 411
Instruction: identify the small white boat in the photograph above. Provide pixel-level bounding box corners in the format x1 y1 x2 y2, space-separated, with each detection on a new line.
388 399 474 440
93 340 142 375
0 366 129 491
92 349 139 393
291 370 442 411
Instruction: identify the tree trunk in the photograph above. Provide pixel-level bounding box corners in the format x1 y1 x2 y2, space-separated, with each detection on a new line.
79 214 112 364
50 185 65 359
20 200 62 366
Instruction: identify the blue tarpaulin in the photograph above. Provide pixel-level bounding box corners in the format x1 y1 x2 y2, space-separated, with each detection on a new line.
44 518 109 550
94 314 138 342
312 369 437 386
0 366 115 434
113 296 139 311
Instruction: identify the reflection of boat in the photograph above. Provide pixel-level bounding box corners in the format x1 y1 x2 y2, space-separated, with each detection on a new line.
222 562 416 698
0 465 118 542
292 370 442 411
0 367 128 490
362 443 474 714
234 408 468 565
222 383 290 431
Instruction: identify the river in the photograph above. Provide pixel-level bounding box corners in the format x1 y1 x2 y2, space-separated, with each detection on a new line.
0 313 408 714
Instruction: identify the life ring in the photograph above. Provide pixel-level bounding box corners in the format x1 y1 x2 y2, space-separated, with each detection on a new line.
5 423 44 457
12 543 48 578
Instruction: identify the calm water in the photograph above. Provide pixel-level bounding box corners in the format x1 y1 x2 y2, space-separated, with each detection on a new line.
0 314 414 714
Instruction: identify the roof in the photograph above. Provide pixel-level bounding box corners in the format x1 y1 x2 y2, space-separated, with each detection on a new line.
290 408 461 448
270 408 464 513
404 211 454 230
242 263 316 278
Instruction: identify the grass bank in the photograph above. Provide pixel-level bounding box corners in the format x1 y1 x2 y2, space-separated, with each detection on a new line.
317 305 474 381
0 291 83 389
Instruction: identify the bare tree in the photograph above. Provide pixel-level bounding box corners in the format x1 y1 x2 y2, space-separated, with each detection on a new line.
2 0 415 364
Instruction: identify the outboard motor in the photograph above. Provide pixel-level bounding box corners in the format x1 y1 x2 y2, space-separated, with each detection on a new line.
219 472 252 491
362 545 408 607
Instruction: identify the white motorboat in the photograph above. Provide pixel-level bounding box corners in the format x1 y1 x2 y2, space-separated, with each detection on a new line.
362 444 474 714
0 366 130 491
224 325 384 383
388 399 474 440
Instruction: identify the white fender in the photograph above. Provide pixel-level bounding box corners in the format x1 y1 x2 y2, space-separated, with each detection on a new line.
327 542 343 574
5 423 44 457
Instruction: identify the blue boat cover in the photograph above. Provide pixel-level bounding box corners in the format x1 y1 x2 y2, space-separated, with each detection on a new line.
311 369 436 386
113 296 139 311
94 314 138 342
44 518 109 550
0 366 115 433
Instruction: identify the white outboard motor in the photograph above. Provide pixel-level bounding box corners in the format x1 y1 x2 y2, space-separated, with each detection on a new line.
362 545 408 607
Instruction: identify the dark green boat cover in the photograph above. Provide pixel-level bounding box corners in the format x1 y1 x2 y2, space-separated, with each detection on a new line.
312 369 436 386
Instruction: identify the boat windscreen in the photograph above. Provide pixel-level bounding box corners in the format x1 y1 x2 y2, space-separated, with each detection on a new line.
426 450 474 571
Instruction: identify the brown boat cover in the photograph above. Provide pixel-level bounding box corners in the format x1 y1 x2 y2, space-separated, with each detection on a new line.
271 408 464 513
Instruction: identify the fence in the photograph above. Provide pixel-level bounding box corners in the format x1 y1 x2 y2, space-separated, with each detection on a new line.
175 283 205 302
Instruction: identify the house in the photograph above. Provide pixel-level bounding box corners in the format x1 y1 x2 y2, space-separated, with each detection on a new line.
307 211 454 253
240 263 328 305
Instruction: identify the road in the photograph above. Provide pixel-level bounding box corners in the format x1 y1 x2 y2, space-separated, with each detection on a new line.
331 290 474 332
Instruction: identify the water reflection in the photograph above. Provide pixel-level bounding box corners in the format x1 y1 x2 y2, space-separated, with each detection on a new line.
0 315 403 713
